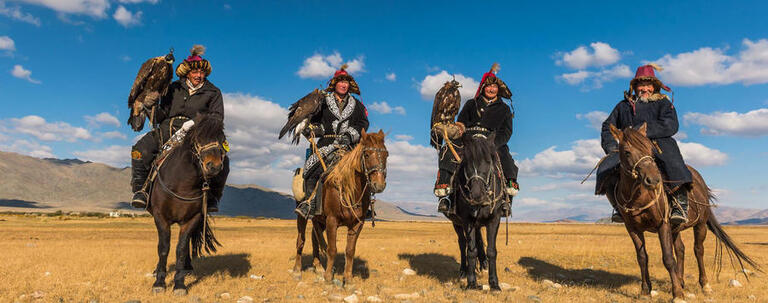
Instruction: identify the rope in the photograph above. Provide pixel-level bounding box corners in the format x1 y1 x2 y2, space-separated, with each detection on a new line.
156 169 204 201
581 152 615 184
309 132 327 171
442 126 462 162
614 180 663 215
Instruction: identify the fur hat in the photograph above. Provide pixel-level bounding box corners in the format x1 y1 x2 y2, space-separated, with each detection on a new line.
475 63 512 99
175 45 212 78
627 64 671 96
326 64 360 95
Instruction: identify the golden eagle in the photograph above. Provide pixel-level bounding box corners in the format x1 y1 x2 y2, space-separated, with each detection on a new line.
430 78 462 148
127 50 175 131
279 89 325 144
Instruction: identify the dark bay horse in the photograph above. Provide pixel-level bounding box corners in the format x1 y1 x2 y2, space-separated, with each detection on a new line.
607 123 759 300
445 132 507 290
148 114 229 295
294 130 388 285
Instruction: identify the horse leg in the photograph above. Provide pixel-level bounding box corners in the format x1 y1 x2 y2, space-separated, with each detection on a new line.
324 216 339 282
475 227 488 271
343 221 364 286
152 216 171 293
486 216 501 291
464 224 481 290
453 223 468 279
294 215 308 274
672 231 685 289
625 226 651 295
659 223 684 299
172 217 199 296
693 222 712 293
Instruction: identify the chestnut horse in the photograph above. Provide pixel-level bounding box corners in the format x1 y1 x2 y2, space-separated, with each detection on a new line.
148 114 229 295
294 130 388 286
607 123 759 300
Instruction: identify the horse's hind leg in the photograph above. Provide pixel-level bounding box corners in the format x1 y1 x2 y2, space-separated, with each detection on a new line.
343 221 364 286
486 216 502 290
172 217 200 296
152 216 171 293
452 223 468 279
625 226 651 295
294 216 308 274
693 222 712 293
672 232 685 289
312 221 326 274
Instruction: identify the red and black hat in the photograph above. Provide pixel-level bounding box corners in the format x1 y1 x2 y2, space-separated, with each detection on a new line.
628 63 671 96
326 64 360 95
175 45 212 78
475 63 512 99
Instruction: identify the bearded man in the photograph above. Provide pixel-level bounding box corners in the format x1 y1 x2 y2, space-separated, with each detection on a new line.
596 64 692 225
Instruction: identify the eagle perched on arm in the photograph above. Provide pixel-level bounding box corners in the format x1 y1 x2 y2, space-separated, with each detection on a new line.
127 50 175 131
429 78 462 148
279 89 325 144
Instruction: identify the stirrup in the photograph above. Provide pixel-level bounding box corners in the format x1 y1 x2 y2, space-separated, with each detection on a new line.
437 197 451 213
611 209 624 223
131 191 148 208
294 201 311 219
669 210 688 225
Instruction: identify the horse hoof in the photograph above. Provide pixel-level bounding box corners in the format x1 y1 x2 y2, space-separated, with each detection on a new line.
672 298 687 303
173 289 188 296
151 287 165 294
702 284 713 294
464 284 482 290
292 273 302 281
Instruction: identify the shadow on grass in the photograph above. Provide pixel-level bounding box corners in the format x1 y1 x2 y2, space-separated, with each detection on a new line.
398 253 460 283
517 256 636 289
168 253 251 287
746 242 768 246
0 199 52 208
299 254 370 279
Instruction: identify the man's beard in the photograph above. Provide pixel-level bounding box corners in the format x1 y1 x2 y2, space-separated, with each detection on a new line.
637 92 652 102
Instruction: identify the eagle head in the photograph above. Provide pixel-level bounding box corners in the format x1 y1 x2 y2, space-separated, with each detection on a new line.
164 48 175 64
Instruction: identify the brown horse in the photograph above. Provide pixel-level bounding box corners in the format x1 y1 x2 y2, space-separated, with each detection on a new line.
148 114 229 295
294 129 388 286
607 123 759 300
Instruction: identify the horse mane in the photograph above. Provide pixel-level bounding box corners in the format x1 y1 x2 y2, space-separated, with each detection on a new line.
621 127 654 154
184 114 224 146
326 131 385 204
462 134 496 169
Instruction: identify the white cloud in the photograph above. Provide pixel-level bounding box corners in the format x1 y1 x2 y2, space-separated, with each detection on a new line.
117 0 158 3
419 70 479 102
113 5 141 27
0 139 55 158
369 101 405 115
678 141 728 167
376 139 437 203
518 139 604 178
558 64 632 89
85 112 120 128
684 108 768 137
296 52 364 79
100 131 126 140
385 72 396 81
14 0 110 18
673 131 688 140
394 134 413 141
11 65 41 84
0 36 14 52
654 38 768 86
576 111 609 131
73 145 130 167
0 2 41 26
5 115 91 142
557 42 622 69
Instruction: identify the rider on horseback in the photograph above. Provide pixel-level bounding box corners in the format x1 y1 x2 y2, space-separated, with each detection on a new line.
434 64 519 214
294 65 370 219
130 45 226 212
596 64 692 225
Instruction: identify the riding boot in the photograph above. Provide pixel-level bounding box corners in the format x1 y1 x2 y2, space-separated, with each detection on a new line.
437 196 451 214
505 179 519 196
435 169 453 212
669 188 689 225
295 174 319 219
611 208 624 223
130 159 150 209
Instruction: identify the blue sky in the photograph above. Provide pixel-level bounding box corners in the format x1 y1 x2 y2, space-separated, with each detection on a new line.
1 0 767 216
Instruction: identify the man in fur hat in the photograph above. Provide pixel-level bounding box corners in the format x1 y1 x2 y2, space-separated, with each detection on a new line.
294 65 370 219
130 45 227 212
434 63 519 214
596 64 692 225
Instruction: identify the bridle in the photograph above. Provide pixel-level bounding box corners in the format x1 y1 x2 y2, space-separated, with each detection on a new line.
457 141 505 207
193 139 226 180
360 146 387 194
615 146 663 215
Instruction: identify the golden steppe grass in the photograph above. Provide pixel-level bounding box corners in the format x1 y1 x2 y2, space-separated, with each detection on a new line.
1 215 766 303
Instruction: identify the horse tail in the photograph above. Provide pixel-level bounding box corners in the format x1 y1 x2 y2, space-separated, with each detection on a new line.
190 214 220 258
706 188 762 278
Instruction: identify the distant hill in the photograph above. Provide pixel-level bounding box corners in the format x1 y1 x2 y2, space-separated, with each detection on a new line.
0 151 443 221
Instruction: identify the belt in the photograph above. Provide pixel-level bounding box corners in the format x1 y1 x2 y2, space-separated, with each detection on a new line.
466 126 489 132
323 134 340 138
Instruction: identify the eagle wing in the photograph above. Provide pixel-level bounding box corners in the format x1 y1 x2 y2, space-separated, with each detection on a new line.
430 80 461 148
128 57 156 110
279 89 324 144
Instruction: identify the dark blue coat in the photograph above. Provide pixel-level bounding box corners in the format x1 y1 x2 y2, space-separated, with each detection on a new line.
596 95 692 194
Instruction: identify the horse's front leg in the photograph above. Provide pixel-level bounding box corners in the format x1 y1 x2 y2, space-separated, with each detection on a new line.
464 224 481 290
475 227 487 271
324 216 339 282
625 225 651 295
486 214 502 291
659 222 684 299
152 216 171 293
294 215 308 275
343 220 364 286
672 231 685 289
172 216 200 296
452 223 468 279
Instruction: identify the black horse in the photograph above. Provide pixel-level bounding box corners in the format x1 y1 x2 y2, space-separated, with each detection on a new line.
444 132 508 290
147 114 229 295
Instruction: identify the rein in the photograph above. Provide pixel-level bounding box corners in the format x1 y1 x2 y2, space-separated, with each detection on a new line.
457 153 505 209
615 153 665 218
337 145 387 225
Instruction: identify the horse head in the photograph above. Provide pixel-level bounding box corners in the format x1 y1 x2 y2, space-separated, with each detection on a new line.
609 122 661 189
185 114 227 179
359 129 388 193
459 132 500 205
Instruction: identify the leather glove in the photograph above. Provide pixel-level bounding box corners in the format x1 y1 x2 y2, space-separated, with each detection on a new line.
181 120 195 132
301 124 323 138
335 133 352 147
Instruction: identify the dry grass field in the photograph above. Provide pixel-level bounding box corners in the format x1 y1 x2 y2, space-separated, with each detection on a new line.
1 215 766 303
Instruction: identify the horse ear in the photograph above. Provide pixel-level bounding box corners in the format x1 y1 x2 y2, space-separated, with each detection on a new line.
609 124 623 142
378 129 384 137
637 122 648 136
360 128 367 139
